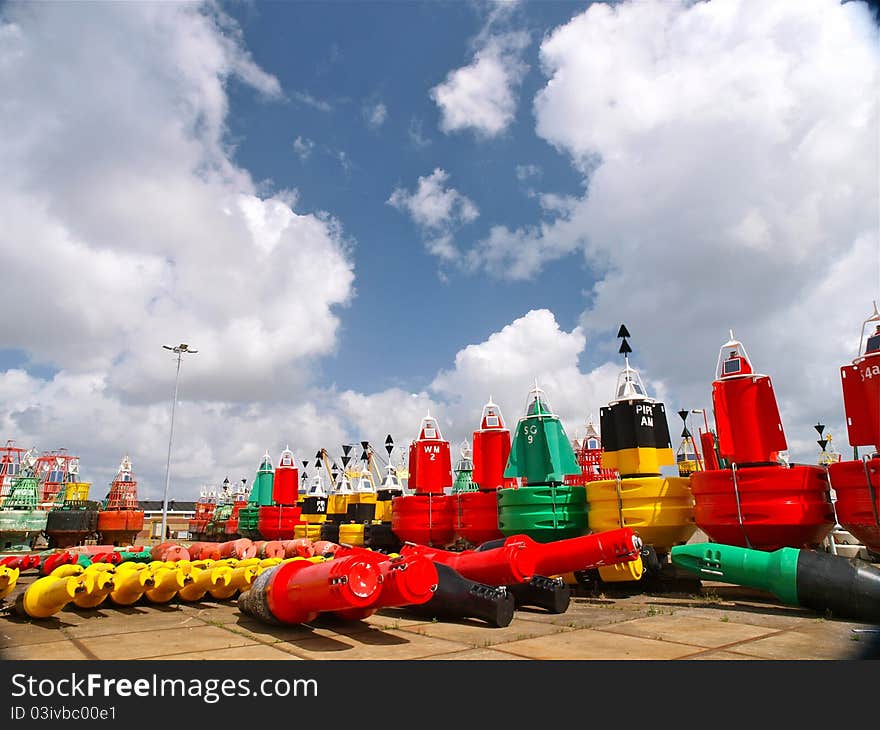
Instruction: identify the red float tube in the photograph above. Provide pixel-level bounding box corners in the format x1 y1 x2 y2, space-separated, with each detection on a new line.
265 553 383 624
401 538 536 586
333 549 439 621
150 542 191 562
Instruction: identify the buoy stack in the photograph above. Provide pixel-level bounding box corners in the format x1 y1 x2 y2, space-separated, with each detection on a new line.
828 303 880 557
391 412 455 547
690 331 834 550
96 454 144 546
497 382 585 543
237 452 274 540
257 446 303 540
585 326 696 582
0 449 47 551
454 399 512 547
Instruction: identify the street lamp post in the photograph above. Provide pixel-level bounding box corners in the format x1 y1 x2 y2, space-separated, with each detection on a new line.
160 343 198 542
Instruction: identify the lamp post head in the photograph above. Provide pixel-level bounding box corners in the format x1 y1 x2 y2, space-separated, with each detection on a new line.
163 343 198 354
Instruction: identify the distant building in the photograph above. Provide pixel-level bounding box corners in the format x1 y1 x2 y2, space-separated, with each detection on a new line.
137 500 197 540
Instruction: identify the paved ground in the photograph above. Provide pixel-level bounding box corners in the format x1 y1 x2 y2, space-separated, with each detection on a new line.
2 571 878 660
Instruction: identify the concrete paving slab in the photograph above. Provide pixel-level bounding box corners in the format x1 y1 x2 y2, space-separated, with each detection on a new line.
273 628 472 660
398 615 571 648
684 649 766 660
726 622 871 660
218 617 318 644
60 607 206 639
2 639 88 660
417 647 530 660
0 616 82 648
144 643 304 660
666 605 814 631
78 625 257 660
597 614 775 648
495 627 697 660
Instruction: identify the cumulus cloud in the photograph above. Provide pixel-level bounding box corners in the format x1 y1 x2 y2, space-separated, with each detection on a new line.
0 2 356 496
465 0 879 460
330 309 626 465
387 168 479 261
431 30 530 137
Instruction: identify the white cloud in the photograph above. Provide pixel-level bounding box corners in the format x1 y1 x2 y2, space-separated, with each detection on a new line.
431 31 530 137
388 168 479 261
293 135 315 160
364 100 388 129
464 0 879 461
408 117 432 148
291 90 332 112
0 2 357 496
515 163 541 181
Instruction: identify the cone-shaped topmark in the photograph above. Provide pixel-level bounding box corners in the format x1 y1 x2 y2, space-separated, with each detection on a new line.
817 439 828 451
681 426 692 439
678 410 689 422
342 444 352 456
361 441 370 451
619 339 632 355
360 450 370 462
341 455 350 467
617 324 631 339
814 422 825 436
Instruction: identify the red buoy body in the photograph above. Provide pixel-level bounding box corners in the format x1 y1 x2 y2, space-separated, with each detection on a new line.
257 505 302 541
691 464 834 551
391 494 455 547
454 490 502 546
713 375 786 465
408 414 452 494
471 400 515 491
829 458 880 553
272 447 299 505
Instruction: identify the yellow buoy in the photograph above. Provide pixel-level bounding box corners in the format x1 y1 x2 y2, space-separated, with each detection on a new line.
597 556 645 583
178 566 233 602
73 570 116 608
0 566 20 600
338 523 365 547
208 565 258 600
49 564 85 579
20 575 87 618
109 567 155 606
586 476 696 551
144 566 190 604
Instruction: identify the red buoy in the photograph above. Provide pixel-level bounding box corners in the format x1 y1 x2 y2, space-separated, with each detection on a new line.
828 304 880 553
407 412 452 494
691 332 834 550
471 399 515 491
454 490 502 546
272 446 299 505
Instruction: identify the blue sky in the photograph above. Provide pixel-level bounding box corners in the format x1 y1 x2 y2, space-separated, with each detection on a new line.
0 0 877 499
222 0 594 389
